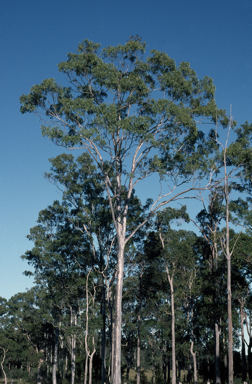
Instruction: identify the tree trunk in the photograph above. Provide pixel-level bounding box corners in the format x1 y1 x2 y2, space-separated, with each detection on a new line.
242 338 246 381
84 353 88 384
65 353 68 378
89 337 96 384
190 342 197 384
70 309 77 384
101 283 106 384
71 333 76 384
108 300 114 383
0 347 8 384
245 311 251 380
37 357 44 384
215 322 221 384
136 315 141 384
227 253 233 384
248 335 252 380
224 128 233 384
165 265 176 384
171 285 176 384
112 244 125 384
53 327 59 384
240 309 247 382
223 335 228 384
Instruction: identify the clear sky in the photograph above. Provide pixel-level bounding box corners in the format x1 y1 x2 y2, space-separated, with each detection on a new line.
1 0 252 300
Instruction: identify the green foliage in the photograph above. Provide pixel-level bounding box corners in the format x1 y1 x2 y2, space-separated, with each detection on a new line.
20 38 227 194
17 37 252 383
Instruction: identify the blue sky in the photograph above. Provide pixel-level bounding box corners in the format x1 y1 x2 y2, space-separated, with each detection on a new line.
1 0 252 300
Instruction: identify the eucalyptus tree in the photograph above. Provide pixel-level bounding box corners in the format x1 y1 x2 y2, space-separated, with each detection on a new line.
208 118 252 384
5 289 50 384
0 297 11 384
20 37 227 383
45 151 150 383
157 210 198 384
22 200 92 384
191 187 226 384
230 231 252 381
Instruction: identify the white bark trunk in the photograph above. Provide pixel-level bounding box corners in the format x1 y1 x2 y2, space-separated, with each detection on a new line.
165 265 176 384
84 353 88 384
53 327 59 384
112 244 125 384
71 311 77 384
89 337 96 384
190 342 197 384
223 120 233 384
215 322 221 384
0 347 8 384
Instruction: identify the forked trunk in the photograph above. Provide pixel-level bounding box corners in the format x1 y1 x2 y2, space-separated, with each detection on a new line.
190 342 197 384
88 337 96 384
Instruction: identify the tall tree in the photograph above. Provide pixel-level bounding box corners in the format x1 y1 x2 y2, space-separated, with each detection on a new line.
20 37 227 384
192 187 225 384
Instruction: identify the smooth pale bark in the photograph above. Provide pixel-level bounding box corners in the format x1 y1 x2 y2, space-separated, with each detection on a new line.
223 334 228 384
84 353 88 384
222 126 233 384
0 347 8 384
245 312 252 380
65 354 68 378
84 271 97 384
53 327 59 384
84 272 90 384
159 232 176 384
108 299 114 383
239 308 247 381
190 342 197 384
165 264 176 384
215 322 221 384
101 284 106 384
136 264 144 384
70 312 77 384
227 250 233 384
89 337 96 384
248 335 252 380
112 244 125 384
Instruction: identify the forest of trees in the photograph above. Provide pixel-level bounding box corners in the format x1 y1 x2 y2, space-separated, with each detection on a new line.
1 37 252 384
